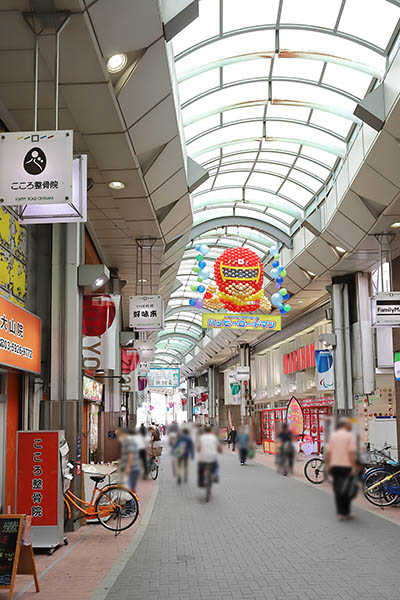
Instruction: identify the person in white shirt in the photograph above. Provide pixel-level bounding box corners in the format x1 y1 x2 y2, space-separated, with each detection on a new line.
133 429 148 478
197 425 222 486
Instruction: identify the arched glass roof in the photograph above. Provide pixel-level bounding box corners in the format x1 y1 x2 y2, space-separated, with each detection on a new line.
155 0 400 366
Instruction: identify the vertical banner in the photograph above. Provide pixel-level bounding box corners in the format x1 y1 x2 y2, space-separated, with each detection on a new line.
82 295 120 371
224 369 241 405
315 350 335 391
121 347 139 393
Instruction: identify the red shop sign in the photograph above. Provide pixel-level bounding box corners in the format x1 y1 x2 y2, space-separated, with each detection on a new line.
283 343 316 375
16 432 59 526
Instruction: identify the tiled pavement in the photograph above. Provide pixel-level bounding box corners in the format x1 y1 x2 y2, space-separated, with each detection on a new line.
103 448 400 600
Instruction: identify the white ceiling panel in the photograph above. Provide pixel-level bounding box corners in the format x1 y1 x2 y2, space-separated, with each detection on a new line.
351 163 398 208
305 237 337 268
145 138 185 194
338 190 376 232
118 198 155 221
83 133 137 170
151 169 188 210
129 95 178 157
326 211 365 249
61 83 124 134
365 130 400 188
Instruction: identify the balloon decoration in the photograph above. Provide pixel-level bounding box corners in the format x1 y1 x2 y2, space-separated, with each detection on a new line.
188 243 210 308
202 247 272 313
267 244 291 315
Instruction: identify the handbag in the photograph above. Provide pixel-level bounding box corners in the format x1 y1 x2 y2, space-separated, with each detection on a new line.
247 447 255 460
340 475 359 500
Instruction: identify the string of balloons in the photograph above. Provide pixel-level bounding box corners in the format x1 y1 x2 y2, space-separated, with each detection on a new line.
268 244 291 314
189 243 210 309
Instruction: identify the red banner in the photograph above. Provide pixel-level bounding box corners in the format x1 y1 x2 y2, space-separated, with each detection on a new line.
82 295 120 373
16 432 59 526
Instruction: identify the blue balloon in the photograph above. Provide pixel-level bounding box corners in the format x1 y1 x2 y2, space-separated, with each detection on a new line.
269 245 278 255
278 266 285 273
272 260 279 268
283 293 290 300
195 245 201 251
200 245 209 255
275 283 281 289
280 308 286 314
269 268 279 279
189 298 196 306
276 276 283 284
197 285 205 293
278 304 284 310
271 292 283 306
198 260 206 269
199 269 209 280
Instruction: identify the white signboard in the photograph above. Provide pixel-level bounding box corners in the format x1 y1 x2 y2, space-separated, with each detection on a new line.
148 368 180 388
134 340 155 362
129 295 164 330
224 369 241 405
315 350 335 392
0 130 73 206
371 292 400 326
235 366 250 381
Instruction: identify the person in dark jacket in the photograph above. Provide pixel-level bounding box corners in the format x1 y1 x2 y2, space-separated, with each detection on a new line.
228 427 237 451
174 428 195 484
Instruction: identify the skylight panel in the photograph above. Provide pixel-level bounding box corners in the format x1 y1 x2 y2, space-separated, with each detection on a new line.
219 151 258 163
266 121 346 155
322 63 373 99
178 69 220 104
310 110 353 139
295 157 331 180
280 181 314 205
267 103 311 122
194 207 235 224
254 162 290 177
272 56 324 82
272 81 356 115
187 121 262 155
184 114 221 142
338 0 400 50
223 105 266 123
280 0 343 29
290 169 322 192
214 171 249 187
247 171 283 191
172 0 220 56
223 59 270 84
301 146 338 167
268 208 295 225
258 150 296 165
222 0 279 32
219 161 254 172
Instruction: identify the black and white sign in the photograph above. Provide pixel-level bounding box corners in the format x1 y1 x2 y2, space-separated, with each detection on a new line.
129 295 164 330
371 292 400 326
0 130 73 206
235 366 250 381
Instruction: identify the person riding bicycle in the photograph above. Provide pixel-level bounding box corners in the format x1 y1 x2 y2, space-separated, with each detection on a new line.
197 425 222 487
173 428 194 484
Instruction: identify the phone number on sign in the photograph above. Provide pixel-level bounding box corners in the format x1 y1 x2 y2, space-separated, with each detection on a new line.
0 337 33 359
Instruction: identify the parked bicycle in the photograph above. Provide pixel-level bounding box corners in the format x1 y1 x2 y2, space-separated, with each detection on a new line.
304 456 326 484
364 467 400 507
64 463 139 534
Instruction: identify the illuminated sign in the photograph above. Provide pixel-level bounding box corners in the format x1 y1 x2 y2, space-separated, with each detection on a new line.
83 375 103 403
283 343 315 375
0 296 41 374
202 313 281 331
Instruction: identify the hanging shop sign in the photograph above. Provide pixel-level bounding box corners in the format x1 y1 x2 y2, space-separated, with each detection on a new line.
129 295 164 330
82 295 120 372
315 349 335 391
134 340 155 362
202 313 281 331
148 368 180 388
0 130 73 206
19 155 87 224
235 365 250 381
395 351 400 381
83 375 103 403
120 347 140 393
0 296 41 374
283 343 316 375
224 369 241 405
371 292 400 326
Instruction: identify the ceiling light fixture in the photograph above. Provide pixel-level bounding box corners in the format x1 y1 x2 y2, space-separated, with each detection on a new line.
306 270 316 277
391 222 400 228
93 276 107 289
138 278 147 283
106 53 127 73
108 181 126 190
335 246 346 254
297 300 303 304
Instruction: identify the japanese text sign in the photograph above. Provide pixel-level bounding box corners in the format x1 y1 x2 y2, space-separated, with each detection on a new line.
0 296 41 373
0 130 73 206
202 313 281 331
16 432 59 526
129 295 164 330
148 368 180 388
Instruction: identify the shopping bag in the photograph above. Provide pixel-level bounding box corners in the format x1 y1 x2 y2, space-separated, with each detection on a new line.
248 447 255 460
340 475 359 500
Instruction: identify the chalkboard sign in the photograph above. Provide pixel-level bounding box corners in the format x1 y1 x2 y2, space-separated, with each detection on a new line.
0 515 23 587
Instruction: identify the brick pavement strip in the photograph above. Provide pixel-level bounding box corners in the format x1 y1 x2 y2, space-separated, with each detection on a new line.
101 449 400 600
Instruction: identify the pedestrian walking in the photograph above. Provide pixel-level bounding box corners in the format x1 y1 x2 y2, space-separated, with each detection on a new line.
132 428 148 478
228 426 237 451
174 428 194 484
117 428 141 515
197 425 222 486
236 426 249 465
276 422 295 476
325 417 357 521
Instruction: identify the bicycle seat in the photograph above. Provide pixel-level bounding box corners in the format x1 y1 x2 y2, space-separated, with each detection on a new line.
90 474 106 483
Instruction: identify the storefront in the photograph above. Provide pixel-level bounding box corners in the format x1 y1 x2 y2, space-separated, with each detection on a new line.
82 375 103 463
0 296 41 513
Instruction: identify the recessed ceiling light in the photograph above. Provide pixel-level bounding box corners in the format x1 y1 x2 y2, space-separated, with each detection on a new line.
335 246 346 254
106 53 127 73
108 181 126 190
138 278 147 283
306 270 316 277
391 222 400 228
297 300 303 304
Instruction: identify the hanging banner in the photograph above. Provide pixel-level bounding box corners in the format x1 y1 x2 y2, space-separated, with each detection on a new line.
0 130 73 206
224 369 241 405
82 295 120 371
148 368 180 388
315 349 335 391
286 396 304 438
202 313 281 331
120 347 139 393
129 295 164 330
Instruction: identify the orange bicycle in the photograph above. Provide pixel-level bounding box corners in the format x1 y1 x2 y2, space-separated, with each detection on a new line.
64 468 139 533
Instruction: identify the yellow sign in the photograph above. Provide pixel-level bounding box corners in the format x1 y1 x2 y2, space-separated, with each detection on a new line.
202 313 281 331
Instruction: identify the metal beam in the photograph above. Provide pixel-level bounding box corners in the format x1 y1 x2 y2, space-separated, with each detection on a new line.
188 216 293 247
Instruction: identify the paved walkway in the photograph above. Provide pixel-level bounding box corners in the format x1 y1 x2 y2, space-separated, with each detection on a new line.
102 449 400 600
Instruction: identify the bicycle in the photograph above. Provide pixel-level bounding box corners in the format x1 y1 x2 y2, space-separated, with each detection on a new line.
64 466 139 534
304 456 326 484
364 467 400 507
148 444 162 480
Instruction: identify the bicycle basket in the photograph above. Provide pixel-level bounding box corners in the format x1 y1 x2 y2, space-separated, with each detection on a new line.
148 446 163 457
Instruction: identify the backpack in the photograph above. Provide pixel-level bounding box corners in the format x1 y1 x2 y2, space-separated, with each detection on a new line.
174 438 187 458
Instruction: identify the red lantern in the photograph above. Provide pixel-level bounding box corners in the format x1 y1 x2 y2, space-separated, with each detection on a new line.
214 247 263 312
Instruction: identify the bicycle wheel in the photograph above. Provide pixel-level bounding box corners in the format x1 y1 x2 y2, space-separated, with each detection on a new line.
363 469 398 507
150 461 159 480
95 485 139 531
304 457 326 484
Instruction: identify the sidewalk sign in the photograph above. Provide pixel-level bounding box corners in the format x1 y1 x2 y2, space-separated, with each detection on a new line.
0 514 39 599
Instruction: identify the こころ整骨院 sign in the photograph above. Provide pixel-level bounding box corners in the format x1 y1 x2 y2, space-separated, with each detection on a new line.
0 130 73 206
0 296 41 374
202 313 281 331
